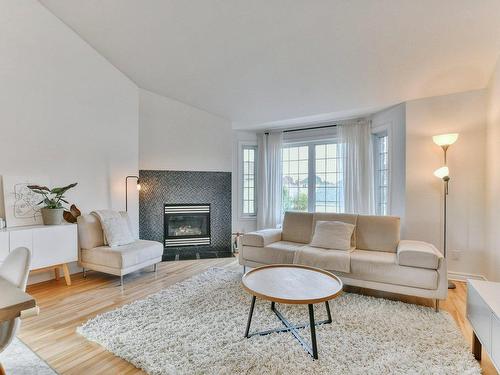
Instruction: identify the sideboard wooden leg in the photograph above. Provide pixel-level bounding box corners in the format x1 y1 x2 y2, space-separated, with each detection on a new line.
472 331 482 360
54 267 60 281
62 263 72 286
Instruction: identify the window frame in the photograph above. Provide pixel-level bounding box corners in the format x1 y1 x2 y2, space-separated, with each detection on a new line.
239 142 258 219
281 137 342 214
372 124 392 216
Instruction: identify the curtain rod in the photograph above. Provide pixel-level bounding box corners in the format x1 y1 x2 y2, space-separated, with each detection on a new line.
265 123 337 135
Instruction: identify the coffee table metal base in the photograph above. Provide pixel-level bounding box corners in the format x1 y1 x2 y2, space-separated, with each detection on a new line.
244 296 332 359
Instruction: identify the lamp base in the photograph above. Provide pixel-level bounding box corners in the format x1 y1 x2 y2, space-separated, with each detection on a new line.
448 280 456 289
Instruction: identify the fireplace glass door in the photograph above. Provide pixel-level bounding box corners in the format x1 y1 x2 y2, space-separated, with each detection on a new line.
164 204 211 247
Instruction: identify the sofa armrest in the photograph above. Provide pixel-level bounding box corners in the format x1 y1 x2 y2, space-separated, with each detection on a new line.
397 240 443 270
242 229 282 247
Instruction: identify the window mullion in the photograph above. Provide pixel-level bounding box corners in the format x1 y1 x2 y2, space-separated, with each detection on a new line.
308 144 315 212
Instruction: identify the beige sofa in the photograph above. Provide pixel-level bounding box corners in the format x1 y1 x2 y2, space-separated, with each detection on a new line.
239 212 447 309
77 213 163 286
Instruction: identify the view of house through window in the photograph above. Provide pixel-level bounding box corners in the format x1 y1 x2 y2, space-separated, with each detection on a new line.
282 142 344 213
282 145 309 211
242 146 257 215
315 143 344 213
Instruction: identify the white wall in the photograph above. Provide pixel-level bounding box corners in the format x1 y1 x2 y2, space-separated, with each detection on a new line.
486 57 500 282
405 90 488 278
139 89 232 172
371 103 406 224
0 1 139 282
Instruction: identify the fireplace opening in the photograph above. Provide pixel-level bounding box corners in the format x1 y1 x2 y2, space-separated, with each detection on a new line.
164 204 211 247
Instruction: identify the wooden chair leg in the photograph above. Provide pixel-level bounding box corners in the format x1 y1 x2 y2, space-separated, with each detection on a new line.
61 263 72 286
0 361 6 375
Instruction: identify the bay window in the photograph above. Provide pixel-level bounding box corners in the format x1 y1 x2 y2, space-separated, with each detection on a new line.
241 145 257 216
282 141 344 214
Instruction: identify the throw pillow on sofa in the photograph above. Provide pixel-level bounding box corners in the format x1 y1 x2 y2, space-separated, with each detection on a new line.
310 220 355 251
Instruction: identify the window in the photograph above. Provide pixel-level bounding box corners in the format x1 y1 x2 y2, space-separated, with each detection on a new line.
374 133 389 215
242 145 257 216
282 142 344 214
315 144 344 213
282 145 309 212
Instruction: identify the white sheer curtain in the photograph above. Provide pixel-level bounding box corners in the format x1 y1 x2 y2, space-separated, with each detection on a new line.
257 132 283 229
338 119 375 214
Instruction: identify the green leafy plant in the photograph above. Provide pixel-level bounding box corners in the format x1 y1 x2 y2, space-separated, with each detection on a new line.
27 183 77 209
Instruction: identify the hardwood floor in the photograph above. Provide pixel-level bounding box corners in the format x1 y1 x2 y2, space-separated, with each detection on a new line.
18 259 497 374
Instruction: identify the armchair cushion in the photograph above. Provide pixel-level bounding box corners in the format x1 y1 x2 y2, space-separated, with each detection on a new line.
397 240 442 270
242 229 282 247
81 240 163 269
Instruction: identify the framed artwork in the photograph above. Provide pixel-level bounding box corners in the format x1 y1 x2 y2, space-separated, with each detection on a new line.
2 175 50 227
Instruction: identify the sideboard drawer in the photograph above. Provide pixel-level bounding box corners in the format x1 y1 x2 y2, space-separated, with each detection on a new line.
0 232 9 262
492 314 500 371
32 225 77 269
9 229 33 253
467 284 492 350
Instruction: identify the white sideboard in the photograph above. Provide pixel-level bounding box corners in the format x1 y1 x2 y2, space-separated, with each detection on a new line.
0 224 78 285
467 279 500 373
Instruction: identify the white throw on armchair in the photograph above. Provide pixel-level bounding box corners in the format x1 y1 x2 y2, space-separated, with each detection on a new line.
0 247 31 375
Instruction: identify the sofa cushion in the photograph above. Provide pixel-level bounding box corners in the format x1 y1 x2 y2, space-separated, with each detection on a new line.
397 240 442 270
312 213 358 247
310 221 355 251
349 249 438 290
293 245 351 273
242 241 302 264
281 212 314 244
81 240 163 269
356 215 400 253
242 229 282 247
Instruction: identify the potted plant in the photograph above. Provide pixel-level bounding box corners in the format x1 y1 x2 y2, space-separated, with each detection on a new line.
27 183 77 225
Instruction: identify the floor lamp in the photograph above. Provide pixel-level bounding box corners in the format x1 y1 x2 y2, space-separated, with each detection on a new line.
125 175 141 212
433 133 459 290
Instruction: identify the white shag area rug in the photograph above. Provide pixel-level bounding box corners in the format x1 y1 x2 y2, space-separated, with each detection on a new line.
77 268 481 375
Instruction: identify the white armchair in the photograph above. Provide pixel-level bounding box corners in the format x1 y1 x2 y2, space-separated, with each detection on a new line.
0 247 31 375
77 213 163 289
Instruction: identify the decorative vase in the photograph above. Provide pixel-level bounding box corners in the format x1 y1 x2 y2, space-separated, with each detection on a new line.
40 208 64 225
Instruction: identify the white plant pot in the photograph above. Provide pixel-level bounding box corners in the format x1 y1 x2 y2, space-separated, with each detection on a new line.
41 208 64 225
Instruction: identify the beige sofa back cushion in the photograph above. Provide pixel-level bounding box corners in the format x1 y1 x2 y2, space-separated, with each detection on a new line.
281 212 314 244
356 215 400 253
77 214 105 250
312 213 358 247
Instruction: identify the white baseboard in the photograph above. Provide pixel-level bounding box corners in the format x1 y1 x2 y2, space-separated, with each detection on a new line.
448 271 487 282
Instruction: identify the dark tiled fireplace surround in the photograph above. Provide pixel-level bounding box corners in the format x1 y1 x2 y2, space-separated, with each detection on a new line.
139 170 233 261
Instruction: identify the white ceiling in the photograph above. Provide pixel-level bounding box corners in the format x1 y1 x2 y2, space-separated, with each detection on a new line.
40 0 500 129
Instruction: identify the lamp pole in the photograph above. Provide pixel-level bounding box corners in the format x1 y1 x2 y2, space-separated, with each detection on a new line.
125 175 140 212
440 157 455 290
433 133 459 290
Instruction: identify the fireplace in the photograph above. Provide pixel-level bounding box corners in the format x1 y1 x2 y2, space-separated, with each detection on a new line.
164 204 211 247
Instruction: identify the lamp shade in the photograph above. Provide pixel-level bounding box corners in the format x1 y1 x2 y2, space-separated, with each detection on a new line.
432 133 458 147
434 166 449 179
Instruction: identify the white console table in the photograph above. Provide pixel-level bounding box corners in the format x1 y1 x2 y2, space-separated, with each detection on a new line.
0 224 78 285
466 279 500 373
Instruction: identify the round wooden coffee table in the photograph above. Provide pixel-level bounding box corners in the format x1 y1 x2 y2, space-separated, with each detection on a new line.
241 264 343 359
